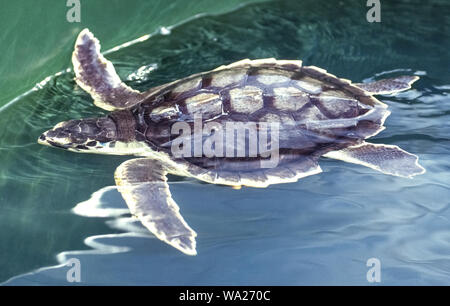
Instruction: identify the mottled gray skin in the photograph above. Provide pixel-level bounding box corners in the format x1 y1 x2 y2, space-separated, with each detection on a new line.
39 117 117 150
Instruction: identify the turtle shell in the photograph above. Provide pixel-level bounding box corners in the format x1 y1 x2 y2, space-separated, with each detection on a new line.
137 59 386 121
129 58 390 186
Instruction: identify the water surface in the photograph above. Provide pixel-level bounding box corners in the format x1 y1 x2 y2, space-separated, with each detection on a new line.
1 0 450 285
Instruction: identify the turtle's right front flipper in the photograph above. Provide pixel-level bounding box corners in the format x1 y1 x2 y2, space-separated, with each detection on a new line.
114 158 197 255
72 29 145 111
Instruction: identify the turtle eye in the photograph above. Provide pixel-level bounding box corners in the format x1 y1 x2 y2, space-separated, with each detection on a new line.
86 141 98 147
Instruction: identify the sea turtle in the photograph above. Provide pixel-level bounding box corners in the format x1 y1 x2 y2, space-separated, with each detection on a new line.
38 29 425 255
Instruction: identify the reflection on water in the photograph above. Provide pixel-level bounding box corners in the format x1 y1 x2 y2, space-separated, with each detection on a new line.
1 0 450 285
4 177 450 285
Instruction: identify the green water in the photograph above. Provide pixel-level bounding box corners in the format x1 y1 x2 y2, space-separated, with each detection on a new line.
0 0 264 109
1 0 450 285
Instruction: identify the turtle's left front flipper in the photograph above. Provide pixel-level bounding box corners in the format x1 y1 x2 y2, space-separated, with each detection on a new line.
355 76 419 95
114 158 197 255
72 29 145 111
324 142 425 178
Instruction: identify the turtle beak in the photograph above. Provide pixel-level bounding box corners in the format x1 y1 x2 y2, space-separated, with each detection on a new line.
37 133 48 145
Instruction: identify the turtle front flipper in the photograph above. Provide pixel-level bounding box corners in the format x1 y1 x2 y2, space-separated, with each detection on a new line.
355 76 419 95
323 142 425 178
72 29 145 111
114 158 197 255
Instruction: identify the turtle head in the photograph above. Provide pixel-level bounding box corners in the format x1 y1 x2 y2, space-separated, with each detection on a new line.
38 116 120 153
39 111 152 155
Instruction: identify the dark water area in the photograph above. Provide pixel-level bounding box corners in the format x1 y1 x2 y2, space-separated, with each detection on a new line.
0 0 449 285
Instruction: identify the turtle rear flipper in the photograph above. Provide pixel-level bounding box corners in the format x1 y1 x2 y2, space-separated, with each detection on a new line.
324 142 425 178
72 29 145 111
355 76 419 95
115 158 197 255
